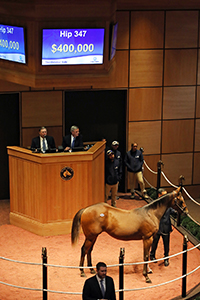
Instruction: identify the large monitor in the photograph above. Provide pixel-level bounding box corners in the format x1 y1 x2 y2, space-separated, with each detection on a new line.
42 28 105 65
0 24 26 64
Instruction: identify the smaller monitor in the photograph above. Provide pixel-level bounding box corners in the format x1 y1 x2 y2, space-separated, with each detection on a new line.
72 147 85 152
0 24 26 64
109 22 118 60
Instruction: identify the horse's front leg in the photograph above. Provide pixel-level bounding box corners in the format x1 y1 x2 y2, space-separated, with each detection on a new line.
143 237 153 283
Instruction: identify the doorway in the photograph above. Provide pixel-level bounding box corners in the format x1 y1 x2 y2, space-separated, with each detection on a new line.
0 93 20 199
64 90 127 192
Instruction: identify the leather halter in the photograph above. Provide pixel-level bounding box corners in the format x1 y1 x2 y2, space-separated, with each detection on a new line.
174 195 187 213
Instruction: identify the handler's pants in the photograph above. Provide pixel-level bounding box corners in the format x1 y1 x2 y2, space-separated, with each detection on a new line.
129 171 145 194
105 182 118 207
150 232 170 258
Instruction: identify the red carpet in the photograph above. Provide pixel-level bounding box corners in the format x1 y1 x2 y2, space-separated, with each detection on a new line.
0 197 200 300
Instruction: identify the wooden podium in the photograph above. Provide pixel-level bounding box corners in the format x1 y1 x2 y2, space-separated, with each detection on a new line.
7 141 105 236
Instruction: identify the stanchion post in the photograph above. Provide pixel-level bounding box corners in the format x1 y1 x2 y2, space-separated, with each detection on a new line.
156 160 163 198
182 235 188 298
42 247 48 300
177 175 185 226
119 248 125 300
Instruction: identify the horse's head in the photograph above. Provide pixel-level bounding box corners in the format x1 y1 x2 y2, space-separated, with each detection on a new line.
172 186 188 215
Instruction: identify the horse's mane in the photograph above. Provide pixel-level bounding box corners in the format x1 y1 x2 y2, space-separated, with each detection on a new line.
144 192 171 211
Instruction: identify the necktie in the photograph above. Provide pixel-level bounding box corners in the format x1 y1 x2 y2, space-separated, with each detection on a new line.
43 138 46 152
71 137 75 148
100 279 105 298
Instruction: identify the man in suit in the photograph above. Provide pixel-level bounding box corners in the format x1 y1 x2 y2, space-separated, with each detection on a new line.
31 126 56 153
62 125 83 151
150 188 177 267
82 261 116 300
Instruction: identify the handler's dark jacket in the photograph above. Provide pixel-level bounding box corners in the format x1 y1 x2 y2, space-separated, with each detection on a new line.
105 158 118 185
124 149 143 173
158 207 177 234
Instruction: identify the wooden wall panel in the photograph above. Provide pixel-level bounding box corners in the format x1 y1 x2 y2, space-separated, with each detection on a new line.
116 11 129 50
92 50 129 88
143 154 161 188
130 11 164 49
161 153 193 186
129 50 163 87
165 11 198 48
195 119 200 151
22 91 63 127
163 87 196 119
129 87 162 121
0 80 29 92
129 121 161 155
196 86 200 117
22 126 63 148
164 49 197 86
162 120 194 153
193 152 200 184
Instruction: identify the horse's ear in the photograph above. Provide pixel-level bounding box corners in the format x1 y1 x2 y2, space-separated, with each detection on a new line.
176 186 181 194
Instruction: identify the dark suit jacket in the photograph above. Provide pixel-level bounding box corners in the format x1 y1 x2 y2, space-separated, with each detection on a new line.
82 275 116 300
31 135 56 149
62 134 83 149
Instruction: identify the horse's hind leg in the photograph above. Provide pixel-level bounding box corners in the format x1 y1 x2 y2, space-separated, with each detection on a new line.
79 238 96 277
87 238 97 274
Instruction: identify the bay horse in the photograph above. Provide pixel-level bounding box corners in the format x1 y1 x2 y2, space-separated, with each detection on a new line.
71 186 188 283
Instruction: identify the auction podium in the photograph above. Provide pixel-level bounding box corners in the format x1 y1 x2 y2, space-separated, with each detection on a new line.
7 141 105 236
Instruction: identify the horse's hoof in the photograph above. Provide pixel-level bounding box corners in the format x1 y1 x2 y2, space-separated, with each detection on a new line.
80 272 87 277
148 268 153 274
145 277 152 283
90 269 96 274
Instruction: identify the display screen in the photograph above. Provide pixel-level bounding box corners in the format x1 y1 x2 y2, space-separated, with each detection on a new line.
42 28 105 65
110 22 118 60
0 24 26 64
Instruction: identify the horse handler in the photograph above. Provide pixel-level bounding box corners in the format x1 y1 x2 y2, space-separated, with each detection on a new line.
105 150 119 207
124 142 148 199
150 188 177 266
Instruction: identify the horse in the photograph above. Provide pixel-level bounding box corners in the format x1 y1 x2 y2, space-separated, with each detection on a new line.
71 186 188 283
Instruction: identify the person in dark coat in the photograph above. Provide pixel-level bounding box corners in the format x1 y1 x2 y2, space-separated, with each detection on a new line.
62 125 83 151
105 150 119 207
31 126 56 152
82 261 116 300
124 142 148 199
150 188 177 266
111 140 122 188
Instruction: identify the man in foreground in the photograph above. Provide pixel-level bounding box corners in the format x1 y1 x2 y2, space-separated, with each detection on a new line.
82 261 116 300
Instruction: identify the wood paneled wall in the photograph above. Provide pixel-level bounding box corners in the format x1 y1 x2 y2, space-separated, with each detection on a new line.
124 9 200 191
0 7 199 195
21 91 63 147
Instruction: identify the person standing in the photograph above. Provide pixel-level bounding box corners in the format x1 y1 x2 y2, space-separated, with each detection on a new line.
150 188 177 267
105 150 119 207
110 141 122 199
124 142 148 199
31 126 56 153
82 261 116 300
62 125 83 151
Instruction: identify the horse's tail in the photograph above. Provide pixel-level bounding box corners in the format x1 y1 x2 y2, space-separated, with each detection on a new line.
71 208 85 246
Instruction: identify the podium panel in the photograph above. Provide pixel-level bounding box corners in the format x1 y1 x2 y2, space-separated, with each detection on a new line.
7 142 105 236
